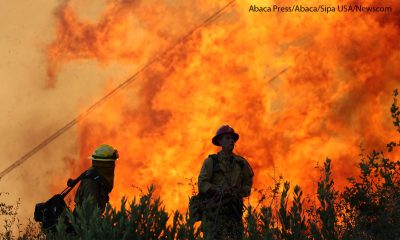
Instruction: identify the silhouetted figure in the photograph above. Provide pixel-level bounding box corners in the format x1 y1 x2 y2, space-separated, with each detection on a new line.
74 144 118 213
198 125 254 240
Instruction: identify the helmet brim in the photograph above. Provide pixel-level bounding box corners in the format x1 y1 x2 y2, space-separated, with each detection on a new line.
88 156 118 162
212 133 239 146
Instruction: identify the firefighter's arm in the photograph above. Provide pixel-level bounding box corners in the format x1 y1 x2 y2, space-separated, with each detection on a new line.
198 157 217 195
75 179 101 206
241 159 254 197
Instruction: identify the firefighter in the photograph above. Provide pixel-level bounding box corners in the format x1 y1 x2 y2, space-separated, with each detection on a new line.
74 144 118 213
198 125 254 240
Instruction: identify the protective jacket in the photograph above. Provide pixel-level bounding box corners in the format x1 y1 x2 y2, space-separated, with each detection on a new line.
198 152 253 197
74 167 113 213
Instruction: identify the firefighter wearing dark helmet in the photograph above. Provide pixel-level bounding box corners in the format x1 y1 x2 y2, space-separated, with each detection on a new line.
74 144 118 213
198 125 254 240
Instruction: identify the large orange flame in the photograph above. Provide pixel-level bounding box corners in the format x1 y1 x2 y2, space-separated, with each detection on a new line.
47 0 400 213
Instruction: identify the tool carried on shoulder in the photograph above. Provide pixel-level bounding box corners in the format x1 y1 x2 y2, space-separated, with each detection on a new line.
34 169 104 230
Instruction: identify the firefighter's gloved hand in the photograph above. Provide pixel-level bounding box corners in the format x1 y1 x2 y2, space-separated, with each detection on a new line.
226 186 240 196
67 178 75 187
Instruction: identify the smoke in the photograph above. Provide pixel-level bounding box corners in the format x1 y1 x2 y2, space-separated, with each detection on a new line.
0 0 132 224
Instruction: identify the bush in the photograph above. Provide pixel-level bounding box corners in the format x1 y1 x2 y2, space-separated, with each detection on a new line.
44 185 199 240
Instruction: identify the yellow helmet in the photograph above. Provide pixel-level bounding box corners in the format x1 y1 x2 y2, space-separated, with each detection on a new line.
89 144 119 161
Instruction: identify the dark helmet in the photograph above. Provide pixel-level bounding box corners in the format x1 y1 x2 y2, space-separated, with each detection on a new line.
212 125 239 146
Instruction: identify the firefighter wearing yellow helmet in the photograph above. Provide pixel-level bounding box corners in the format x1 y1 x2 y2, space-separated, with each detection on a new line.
198 125 254 240
74 144 118 213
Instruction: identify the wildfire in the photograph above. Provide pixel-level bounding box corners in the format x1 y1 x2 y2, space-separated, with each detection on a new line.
47 0 400 213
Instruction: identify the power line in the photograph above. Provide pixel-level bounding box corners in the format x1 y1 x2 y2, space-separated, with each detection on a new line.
267 68 289 83
0 0 236 181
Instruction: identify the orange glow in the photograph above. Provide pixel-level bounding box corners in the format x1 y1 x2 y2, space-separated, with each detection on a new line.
47 0 400 213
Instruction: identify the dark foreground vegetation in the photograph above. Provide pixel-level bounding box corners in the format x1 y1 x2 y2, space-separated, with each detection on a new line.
1 90 400 240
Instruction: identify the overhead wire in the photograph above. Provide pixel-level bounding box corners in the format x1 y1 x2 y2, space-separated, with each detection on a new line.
0 0 236 181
